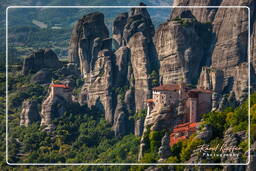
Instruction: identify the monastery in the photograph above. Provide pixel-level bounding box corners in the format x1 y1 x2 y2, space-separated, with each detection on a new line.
146 83 212 145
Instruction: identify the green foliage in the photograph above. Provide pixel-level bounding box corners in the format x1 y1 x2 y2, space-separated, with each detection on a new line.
133 109 147 121
113 86 128 103
180 137 203 162
226 103 248 132
149 130 165 153
202 110 228 138
170 141 183 161
172 17 196 27
149 70 159 87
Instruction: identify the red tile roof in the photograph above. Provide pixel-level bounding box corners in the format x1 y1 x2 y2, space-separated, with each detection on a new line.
170 122 200 145
152 84 180 91
145 99 154 103
51 84 70 89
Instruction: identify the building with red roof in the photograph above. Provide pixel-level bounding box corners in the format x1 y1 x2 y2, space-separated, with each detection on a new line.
170 122 200 146
145 83 212 145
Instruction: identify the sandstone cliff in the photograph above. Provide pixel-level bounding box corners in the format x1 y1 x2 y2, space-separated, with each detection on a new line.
20 99 40 127
71 5 157 135
68 12 109 79
40 80 73 131
171 0 222 23
154 14 205 85
79 49 115 123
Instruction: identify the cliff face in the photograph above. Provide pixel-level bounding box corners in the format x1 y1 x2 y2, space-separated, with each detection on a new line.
79 49 115 123
40 80 73 131
71 5 157 135
112 12 128 48
171 0 222 23
20 100 40 127
169 0 254 103
154 16 204 84
68 12 109 78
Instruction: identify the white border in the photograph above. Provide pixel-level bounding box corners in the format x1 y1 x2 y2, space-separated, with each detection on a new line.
6 6 251 166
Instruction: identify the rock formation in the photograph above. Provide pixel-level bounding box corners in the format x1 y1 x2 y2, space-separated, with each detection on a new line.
194 124 213 142
154 12 204 85
68 12 109 78
40 79 73 131
171 0 222 23
221 128 246 169
72 5 157 135
158 132 172 161
20 100 40 127
112 12 128 48
22 49 62 75
197 67 223 93
125 4 157 112
79 49 114 123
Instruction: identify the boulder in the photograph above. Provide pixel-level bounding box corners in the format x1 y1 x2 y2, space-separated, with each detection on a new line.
22 49 62 75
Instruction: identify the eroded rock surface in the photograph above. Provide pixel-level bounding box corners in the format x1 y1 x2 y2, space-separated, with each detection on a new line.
68 12 109 78
154 16 204 84
171 0 222 23
20 100 40 127
40 80 73 131
22 49 62 75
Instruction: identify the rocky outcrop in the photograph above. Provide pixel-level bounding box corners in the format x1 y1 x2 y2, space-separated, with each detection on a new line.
40 80 73 131
221 128 246 169
212 6 248 69
124 3 156 112
112 12 128 48
197 67 223 93
31 69 52 84
123 2 155 45
154 16 204 84
128 32 152 111
194 124 213 142
68 12 109 78
79 49 114 123
158 132 172 161
57 63 80 77
20 100 40 127
139 106 178 160
134 118 144 136
171 0 222 23
113 95 128 136
22 49 62 75
114 46 130 87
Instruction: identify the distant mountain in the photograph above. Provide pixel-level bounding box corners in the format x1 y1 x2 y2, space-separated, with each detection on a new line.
2 0 173 62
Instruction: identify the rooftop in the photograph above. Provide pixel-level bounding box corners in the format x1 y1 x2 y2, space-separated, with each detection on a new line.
51 84 70 89
145 99 154 103
152 84 212 94
170 122 200 145
152 84 181 91
172 122 199 133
